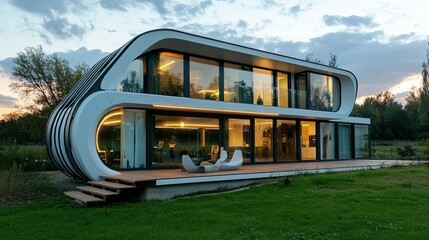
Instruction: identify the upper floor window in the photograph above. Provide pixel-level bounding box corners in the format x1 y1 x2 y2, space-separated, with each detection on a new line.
149 52 184 96
190 57 220 100
253 68 273 106
309 73 340 111
277 72 289 108
107 58 144 92
295 72 340 111
224 63 253 104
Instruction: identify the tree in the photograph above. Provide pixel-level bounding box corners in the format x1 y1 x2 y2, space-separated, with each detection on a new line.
352 91 410 140
10 45 88 112
304 53 339 68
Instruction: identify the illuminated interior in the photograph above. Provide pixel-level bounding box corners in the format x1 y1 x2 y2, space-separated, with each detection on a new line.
301 121 316 160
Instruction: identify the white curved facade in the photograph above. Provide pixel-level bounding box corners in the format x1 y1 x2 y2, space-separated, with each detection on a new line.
47 29 370 180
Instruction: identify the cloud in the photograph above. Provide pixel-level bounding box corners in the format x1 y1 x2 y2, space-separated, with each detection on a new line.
55 47 108 68
42 17 93 39
10 0 68 17
99 0 128 12
0 58 15 76
323 15 377 28
261 0 283 9
289 4 302 15
0 94 18 108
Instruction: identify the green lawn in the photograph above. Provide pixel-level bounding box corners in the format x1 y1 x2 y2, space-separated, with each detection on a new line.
1 165 429 239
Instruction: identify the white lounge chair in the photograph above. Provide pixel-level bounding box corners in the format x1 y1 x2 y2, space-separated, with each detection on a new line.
216 149 243 171
214 147 228 167
182 155 218 173
182 155 204 173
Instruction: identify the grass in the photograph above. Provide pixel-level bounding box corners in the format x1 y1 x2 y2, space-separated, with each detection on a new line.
0 144 53 171
1 165 429 239
371 140 428 159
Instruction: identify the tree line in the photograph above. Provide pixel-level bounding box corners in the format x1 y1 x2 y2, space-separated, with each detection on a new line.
1 46 429 144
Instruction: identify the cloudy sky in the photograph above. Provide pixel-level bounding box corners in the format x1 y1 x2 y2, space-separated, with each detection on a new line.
0 0 428 118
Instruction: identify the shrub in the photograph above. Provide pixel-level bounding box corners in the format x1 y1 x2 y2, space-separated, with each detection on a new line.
396 145 416 158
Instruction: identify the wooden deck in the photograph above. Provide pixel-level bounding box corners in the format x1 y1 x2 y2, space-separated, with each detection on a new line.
104 159 419 186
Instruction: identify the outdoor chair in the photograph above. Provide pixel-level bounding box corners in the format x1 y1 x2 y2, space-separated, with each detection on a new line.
215 149 243 171
182 155 218 173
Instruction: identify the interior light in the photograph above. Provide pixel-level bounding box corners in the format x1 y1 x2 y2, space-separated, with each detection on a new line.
180 122 185 128
153 105 279 117
159 60 175 70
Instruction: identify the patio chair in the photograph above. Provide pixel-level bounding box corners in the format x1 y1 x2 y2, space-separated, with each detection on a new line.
216 149 243 171
215 147 228 168
182 155 204 173
182 155 219 173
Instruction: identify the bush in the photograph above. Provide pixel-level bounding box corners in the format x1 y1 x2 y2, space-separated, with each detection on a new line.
0 144 54 171
396 145 416 157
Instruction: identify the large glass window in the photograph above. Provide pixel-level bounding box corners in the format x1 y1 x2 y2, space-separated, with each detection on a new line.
355 124 370 158
254 119 273 162
190 57 220 100
339 123 352 159
309 73 340 111
295 73 307 109
320 122 336 160
97 109 146 169
153 115 219 167
277 120 297 161
301 121 316 160
224 63 253 104
226 118 251 162
277 72 289 107
106 59 144 92
253 68 273 106
149 52 184 96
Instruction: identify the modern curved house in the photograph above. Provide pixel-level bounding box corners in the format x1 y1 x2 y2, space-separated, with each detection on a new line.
47 29 370 181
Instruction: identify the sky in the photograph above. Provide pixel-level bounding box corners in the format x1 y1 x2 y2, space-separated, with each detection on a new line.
0 0 428 119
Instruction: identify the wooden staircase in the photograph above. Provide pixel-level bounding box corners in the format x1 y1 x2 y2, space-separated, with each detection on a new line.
64 180 136 206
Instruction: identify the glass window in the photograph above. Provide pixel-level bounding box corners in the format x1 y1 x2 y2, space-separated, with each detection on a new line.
226 118 251 163
320 122 336 160
355 124 370 158
149 52 184 96
255 119 273 162
224 63 253 104
106 59 144 92
309 73 340 111
277 120 297 161
295 73 307 109
97 109 146 169
153 115 219 167
301 121 316 160
339 123 351 159
277 72 289 107
190 56 220 100
253 68 273 106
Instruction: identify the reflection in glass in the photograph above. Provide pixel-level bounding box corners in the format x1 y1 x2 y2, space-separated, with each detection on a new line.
153 115 219 167
254 119 273 162
149 52 184 96
309 73 340 111
227 118 251 162
190 57 219 100
277 72 289 107
224 63 253 104
295 73 307 109
301 121 316 160
106 59 144 92
97 109 146 169
320 122 336 160
277 120 296 161
339 123 351 159
355 125 369 158
253 68 273 106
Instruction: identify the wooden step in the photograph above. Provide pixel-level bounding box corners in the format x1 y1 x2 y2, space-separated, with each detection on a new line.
64 191 104 206
76 186 119 199
103 176 137 185
88 181 135 192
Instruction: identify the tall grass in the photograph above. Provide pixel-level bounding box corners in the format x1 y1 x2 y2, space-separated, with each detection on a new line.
0 163 45 203
0 144 54 171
